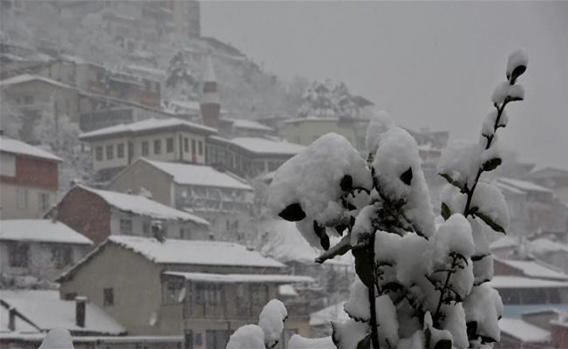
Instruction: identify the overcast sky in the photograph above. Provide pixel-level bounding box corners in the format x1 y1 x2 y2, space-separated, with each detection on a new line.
201 1 568 170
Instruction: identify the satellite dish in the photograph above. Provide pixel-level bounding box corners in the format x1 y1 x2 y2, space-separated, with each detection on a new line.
149 312 158 326
177 287 187 303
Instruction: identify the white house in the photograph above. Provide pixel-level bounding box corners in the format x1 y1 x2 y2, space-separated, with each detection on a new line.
0 219 92 281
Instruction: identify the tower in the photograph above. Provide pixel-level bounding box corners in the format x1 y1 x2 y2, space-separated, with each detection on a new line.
200 55 220 129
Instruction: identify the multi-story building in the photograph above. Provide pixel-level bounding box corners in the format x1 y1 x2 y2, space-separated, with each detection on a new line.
0 136 61 219
206 136 305 178
53 184 211 245
0 219 92 281
56 235 312 348
107 158 254 238
79 118 217 180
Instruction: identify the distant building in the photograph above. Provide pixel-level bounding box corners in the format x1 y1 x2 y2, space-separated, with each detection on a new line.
218 118 276 138
206 136 305 178
79 106 173 133
526 167 568 205
0 136 61 219
0 219 92 281
107 159 253 238
57 236 312 347
200 56 221 129
79 118 217 180
53 185 210 245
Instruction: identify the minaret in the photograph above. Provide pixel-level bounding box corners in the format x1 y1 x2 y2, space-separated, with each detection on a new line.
200 55 220 129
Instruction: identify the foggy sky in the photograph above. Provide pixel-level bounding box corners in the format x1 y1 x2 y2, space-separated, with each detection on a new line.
202 1 568 169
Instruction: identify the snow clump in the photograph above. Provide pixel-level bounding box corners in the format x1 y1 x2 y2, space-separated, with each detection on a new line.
226 324 265 349
258 299 288 346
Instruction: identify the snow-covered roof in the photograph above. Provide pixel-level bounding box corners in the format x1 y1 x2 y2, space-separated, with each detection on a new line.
230 137 306 156
528 167 568 180
0 74 74 90
0 136 62 161
496 178 553 194
499 318 550 343
224 118 274 132
76 185 210 225
109 235 285 268
257 220 353 266
143 159 252 191
490 236 519 250
495 258 568 280
79 118 217 141
0 290 125 335
203 55 216 82
0 220 92 245
163 271 314 284
528 238 568 255
168 99 201 112
489 276 568 289
309 301 349 327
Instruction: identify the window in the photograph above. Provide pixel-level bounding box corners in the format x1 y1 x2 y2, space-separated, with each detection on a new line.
251 285 268 305
164 279 185 304
166 138 174 153
95 146 103 161
24 95 33 104
198 141 203 156
196 284 222 305
117 143 125 159
142 141 149 156
8 242 29 267
52 246 73 269
120 219 132 235
154 139 161 155
180 228 192 240
103 288 114 306
184 138 189 152
191 139 196 155
16 189 28 209
206 330 229 349
106 144 114 160
63 292 77 301
143 222 150 236
39 193 50 212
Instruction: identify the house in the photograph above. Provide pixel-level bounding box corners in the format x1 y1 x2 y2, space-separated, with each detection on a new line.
79 118 217 179
526 167 568 205
0 290 181 349
494 177 568 235
56 235 313 348
0 136 61 219
494 258 568 281
79 105 173 133
206 136 305 178
527 238 568 275
0 219 92 282
497 318 551 349
53 184 210 245
107 158 254 238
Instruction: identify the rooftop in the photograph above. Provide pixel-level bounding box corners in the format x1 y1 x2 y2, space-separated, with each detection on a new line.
163 271 314 284
75 185 210 226
231 137 306 156
0 136 62 161
499 318 550 343
495 258 568 280
0 220 92 245
143 159 253 191
224 118 274 132
79 118 217 141
496 177 553 194
0 74 73 90
309 301 349 327
0 290 125 335
489 276 568 289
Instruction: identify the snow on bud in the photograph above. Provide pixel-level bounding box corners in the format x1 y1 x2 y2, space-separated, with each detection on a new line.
491 82 525 105
438 141 483 190
331 318 369 349
372 127 436 237
463 284 503 343
350 204 377 246
434 214 475 259
259 299 287 346
506 49 528 83
365 110 395 156
226 324 265 349
376 295 399 348
440 184 467 216
374 230 401 265
439 303 469 349
471 182 510 233
344 278 370 321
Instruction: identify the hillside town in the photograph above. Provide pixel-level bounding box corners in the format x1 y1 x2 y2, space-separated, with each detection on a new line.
1 1 568 349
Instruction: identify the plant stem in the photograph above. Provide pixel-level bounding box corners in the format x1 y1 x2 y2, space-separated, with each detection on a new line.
368 233 380 349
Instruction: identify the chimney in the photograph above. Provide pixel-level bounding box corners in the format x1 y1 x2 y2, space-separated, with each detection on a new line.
8 308 16 331
200 54 220 129
50 205 58 223
75 296 87 328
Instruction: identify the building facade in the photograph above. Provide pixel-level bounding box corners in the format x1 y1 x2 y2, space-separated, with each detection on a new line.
0 136 60 219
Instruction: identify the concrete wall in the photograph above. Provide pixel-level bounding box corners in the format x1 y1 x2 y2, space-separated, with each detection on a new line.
0 182 57 219
107 160 174 207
